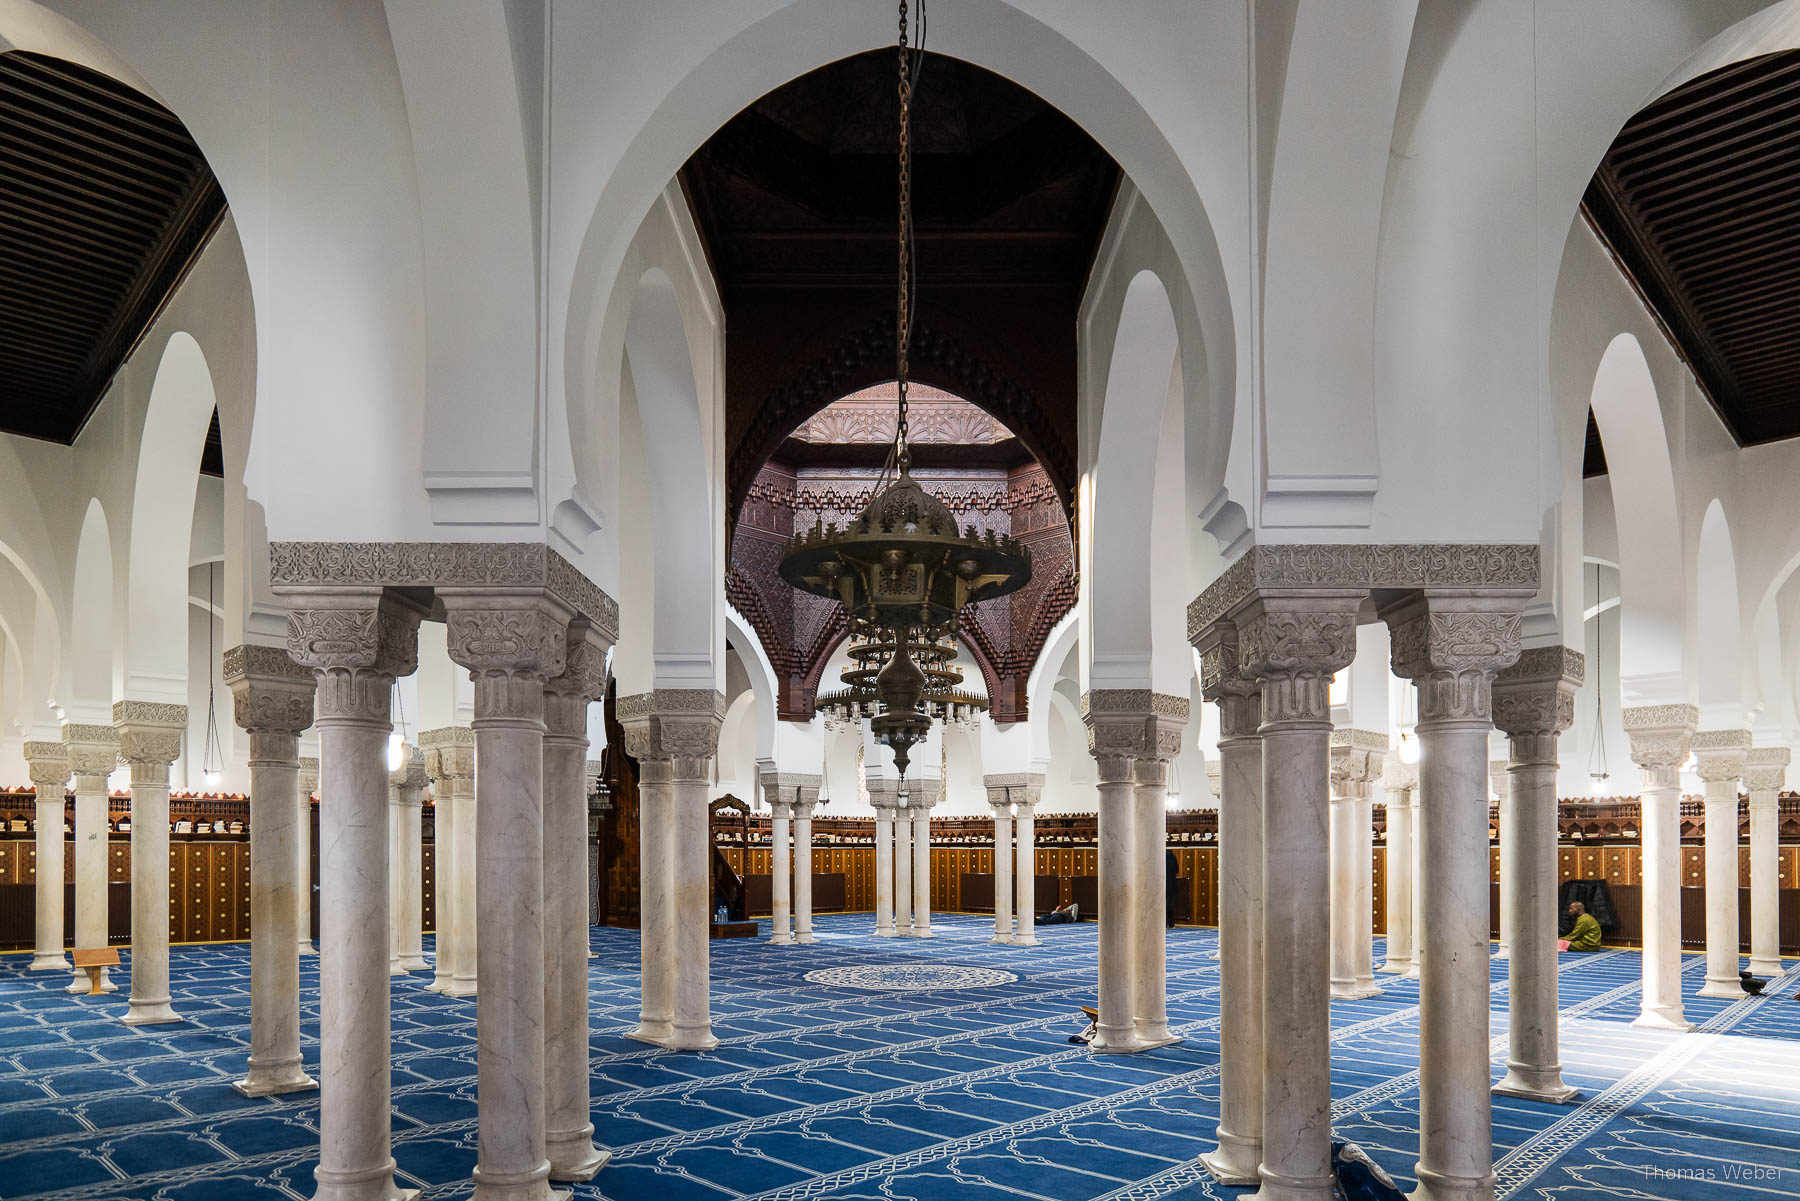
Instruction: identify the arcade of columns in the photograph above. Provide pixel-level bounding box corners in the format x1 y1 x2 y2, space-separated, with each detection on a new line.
19 540 1796 1201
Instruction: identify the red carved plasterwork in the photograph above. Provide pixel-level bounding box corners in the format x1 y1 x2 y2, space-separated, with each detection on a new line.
729 456 1074 724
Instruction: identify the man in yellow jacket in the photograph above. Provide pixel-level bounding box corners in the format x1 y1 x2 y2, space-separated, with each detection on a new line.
1563 900 1602 952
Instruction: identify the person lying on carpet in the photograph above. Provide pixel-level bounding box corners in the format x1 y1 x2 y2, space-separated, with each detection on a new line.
1037 902 1080 925
1560 900 1602 952
1331 1140 1406 1201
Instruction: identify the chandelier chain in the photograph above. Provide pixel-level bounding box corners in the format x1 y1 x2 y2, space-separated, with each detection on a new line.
896 0 914 470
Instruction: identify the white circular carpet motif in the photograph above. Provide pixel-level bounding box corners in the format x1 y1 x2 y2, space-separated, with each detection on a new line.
803 964 1018 991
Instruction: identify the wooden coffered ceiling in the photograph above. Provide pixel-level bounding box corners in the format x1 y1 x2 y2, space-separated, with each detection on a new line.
0 50 226 445
680 48 1119 522
1584 50 1800 449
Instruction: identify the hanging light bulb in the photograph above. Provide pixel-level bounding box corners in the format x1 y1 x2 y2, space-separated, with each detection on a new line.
1398 730 1421 765
387 731 405 772
200 562 225 792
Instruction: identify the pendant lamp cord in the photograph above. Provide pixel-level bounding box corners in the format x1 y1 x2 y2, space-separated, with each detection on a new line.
894 0 926 474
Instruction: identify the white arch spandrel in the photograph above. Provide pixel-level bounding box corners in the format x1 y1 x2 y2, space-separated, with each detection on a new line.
1693 499 1746 724
64 499 115 722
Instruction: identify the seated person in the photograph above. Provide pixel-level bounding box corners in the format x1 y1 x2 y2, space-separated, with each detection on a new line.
1560 900 1602 952
1037 901 1080 925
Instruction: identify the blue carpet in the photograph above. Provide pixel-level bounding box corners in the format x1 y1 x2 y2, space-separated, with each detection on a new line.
2 917 1797 1199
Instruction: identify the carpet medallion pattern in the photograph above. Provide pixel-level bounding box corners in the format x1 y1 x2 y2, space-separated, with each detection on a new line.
0 914 1795 1200
800 964 1018 991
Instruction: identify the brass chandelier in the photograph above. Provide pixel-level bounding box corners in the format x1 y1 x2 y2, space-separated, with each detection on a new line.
778 0 1030 777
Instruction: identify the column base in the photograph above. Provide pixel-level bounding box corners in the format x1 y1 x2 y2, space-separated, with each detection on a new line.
298 940 317 956
425 978 450 993
990 934 1015 945
471 1159 566 1201
1253 1163 1336 1200
1090 1023 1145 1054
1378 959 1412 975
311 1158 420 1201
874 927 897 938
1631 1006 1695 1033
1698 975 1744 999
1492 1070 1578 1105
442 979 479 998
1329 983 1385 1000
1748 956 1784 977
1403 964 1422 980
29 952 70 972
388 962 407 977
1198 1130 1261 1186
911 929 935 939
1409 1163 1496 1201
67 970 118 994
768 934 795 946
1492 945 1509 959
1011 934 1039 947
397 954 430 973
667 1023 718 1052
795 933 818 945
234 1063 320 1098
628 1018 674 1046
1133 1025 1181 1050
545 1128 611 1183
122 999 182 1026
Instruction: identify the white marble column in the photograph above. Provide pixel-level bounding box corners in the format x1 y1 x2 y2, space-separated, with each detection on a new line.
1744 748 1789 978
1012 787 1040 945
620 690 724 1052
426 752 455 992
633 760 675 1042
1624 705 1698 1031
1239 595 1362 1200
1408 782 1425 980
61 730 117 992
390 747 430 974
115 702 186 1027
1328 730 1385 1000
872 789 896 937
893 799 914 937
911 783 936 939
1385 591 1527 1201
795 789 822 944
542 625 610 1182
225 645 320 1096
283 591 423 1201
766 787 794 945
298 756 318 956
422 729 477 996
1090 753 1137 1052
1492 648 1581 1104
444 594 564 1201
1693 731 1749 999
1196 630 1263 1186
1492 757 1512 958
987 789 1015 944
24 745 69 973
1379 759 1417 975
1131 742 1182 1048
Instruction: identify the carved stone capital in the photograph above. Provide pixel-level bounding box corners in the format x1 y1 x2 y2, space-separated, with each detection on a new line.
1081 689 1190 764
619 690 725 767
60 724 119 779
760 771 822 810
904 779 942 810
282 591 426 723
1623 704 1698 786
113 700 187 767
1229 594 1363 725
1383 593 1526 724
223 643 317 736
1329 728 1387 790
390 744 429 801
23 742 69 792
1744 746 1790 794
1194 621 1261 739
420 726 476 784
982 772 1044 811
1691 729 1752 784
1491 644 1582 740
298 756 320 798
544 619 608 737
1381 756 1418 793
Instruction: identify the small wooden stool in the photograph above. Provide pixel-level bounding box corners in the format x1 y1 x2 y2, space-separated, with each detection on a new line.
72 948 120 995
